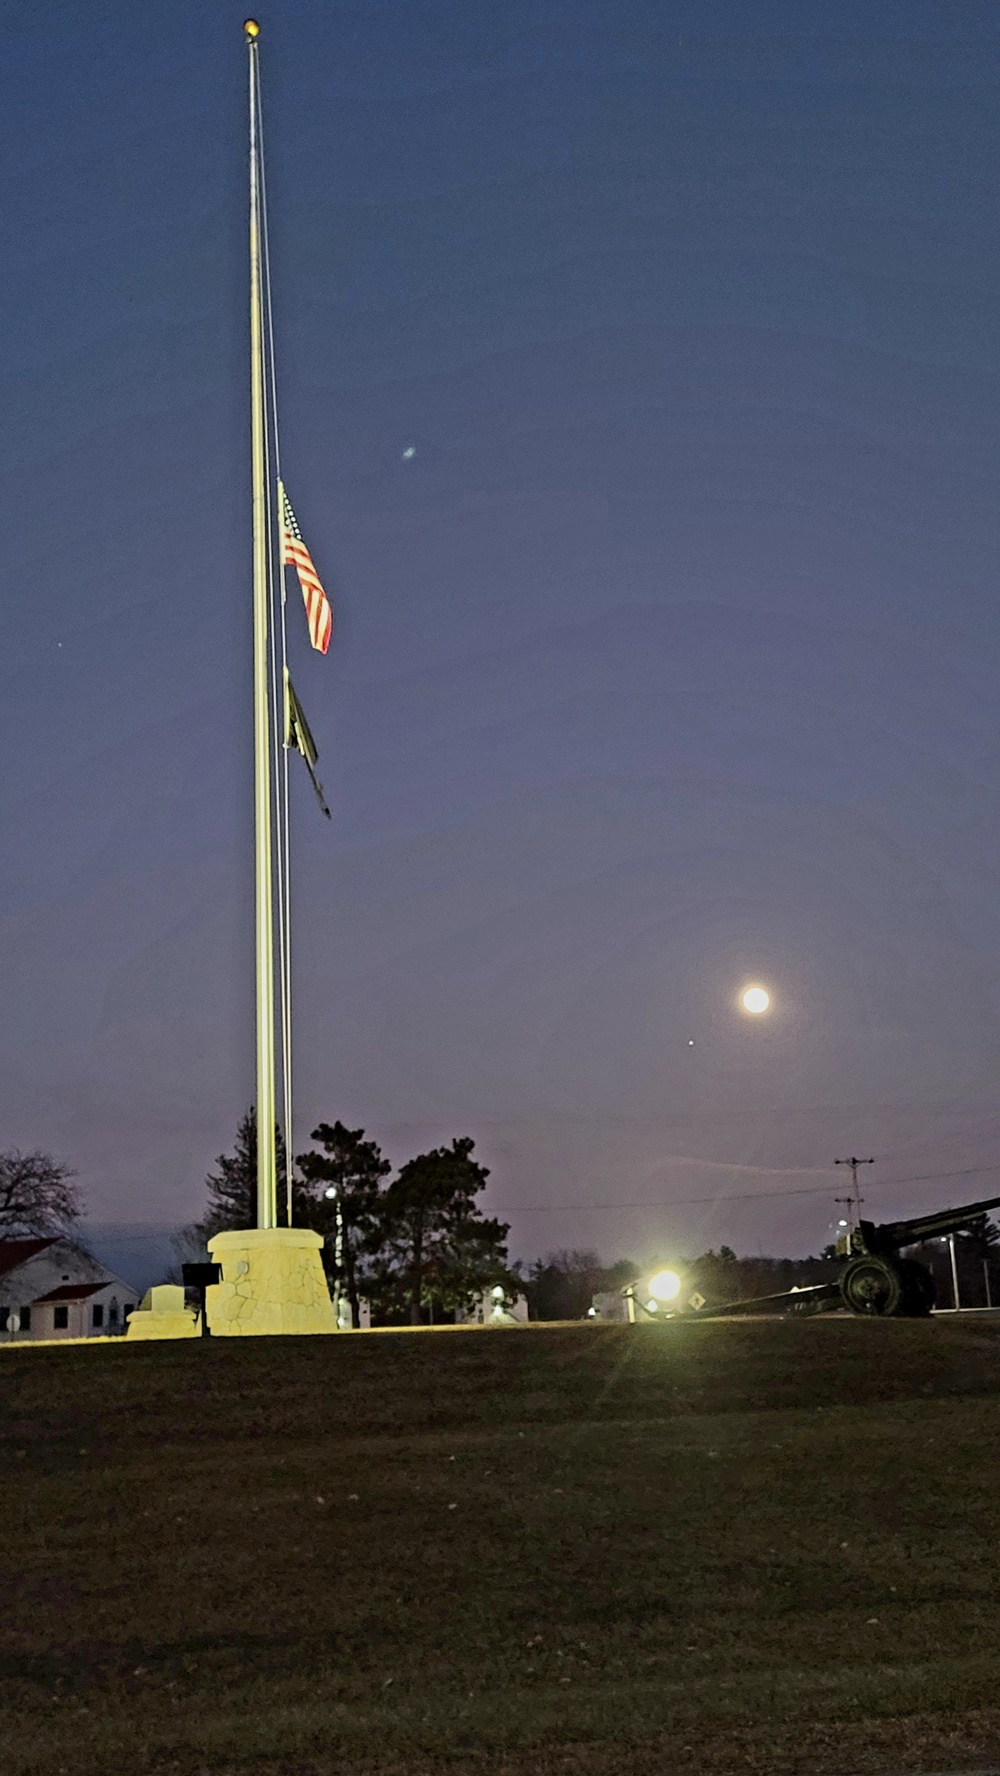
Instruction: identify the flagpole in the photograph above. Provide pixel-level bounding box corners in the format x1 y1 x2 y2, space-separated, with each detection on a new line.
246 19 277 1231
151 22 336 1337
255 77 296 1226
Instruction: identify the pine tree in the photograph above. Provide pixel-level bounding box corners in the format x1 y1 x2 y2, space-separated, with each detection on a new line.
296 1121 391 1327
194 1108 288 1243
370 1137 516 1324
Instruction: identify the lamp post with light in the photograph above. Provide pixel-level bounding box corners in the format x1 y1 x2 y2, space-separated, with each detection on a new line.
623 1268 685 1321
324 1185 348 1327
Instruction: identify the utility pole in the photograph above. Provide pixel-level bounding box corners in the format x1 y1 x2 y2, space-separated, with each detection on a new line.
834 1156 874 1229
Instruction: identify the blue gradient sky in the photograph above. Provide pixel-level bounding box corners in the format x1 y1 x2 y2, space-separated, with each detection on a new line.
4 1 1000 1267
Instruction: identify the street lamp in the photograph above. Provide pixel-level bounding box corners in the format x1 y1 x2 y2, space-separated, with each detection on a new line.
324 1185 348 1327
624 1267 684 1321
648 1269 681 1303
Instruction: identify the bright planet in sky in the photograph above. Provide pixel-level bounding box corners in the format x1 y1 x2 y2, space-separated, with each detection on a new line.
741 985 771 1015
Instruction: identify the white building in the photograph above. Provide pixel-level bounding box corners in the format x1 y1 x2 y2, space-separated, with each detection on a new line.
0 1238 139 1340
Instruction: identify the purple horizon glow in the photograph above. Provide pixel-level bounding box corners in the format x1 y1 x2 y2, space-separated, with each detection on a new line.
3 1 1000 1271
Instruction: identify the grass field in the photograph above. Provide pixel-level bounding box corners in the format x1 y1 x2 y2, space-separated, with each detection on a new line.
3 1317 1000 1776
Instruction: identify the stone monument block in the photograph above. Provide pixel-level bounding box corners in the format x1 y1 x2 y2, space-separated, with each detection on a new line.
126 1282 199 1340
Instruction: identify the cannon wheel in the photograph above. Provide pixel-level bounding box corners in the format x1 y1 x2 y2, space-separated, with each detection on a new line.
840 1256 904 1316
897 1258 936 1317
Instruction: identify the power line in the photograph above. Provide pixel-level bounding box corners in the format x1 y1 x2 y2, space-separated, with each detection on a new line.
492 1160 1000 1216
81 1161 1000 1236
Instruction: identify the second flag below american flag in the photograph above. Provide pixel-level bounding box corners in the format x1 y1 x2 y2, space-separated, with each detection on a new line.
278 480 333 654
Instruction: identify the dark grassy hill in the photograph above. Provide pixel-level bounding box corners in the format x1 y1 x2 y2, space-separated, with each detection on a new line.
2 1318 1000 1775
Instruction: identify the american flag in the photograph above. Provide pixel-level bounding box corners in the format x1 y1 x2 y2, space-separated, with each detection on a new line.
279 482 332 654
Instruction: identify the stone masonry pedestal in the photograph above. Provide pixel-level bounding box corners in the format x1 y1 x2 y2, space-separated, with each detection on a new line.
206 1227 336 1336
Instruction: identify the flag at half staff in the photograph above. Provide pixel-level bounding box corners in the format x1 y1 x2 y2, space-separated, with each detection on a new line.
279 480 332 654
284 670 331 818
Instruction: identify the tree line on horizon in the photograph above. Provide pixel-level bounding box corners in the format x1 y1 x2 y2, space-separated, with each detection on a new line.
181 1113 1000 1320
3 1136 1000 1319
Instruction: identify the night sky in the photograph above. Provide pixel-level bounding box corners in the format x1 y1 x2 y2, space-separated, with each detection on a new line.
4 0 1000 1276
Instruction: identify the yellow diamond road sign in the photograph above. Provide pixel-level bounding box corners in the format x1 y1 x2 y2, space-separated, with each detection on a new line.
688 1291 706 1311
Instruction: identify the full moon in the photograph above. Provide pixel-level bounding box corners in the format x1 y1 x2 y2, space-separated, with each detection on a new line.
742 985 770 1015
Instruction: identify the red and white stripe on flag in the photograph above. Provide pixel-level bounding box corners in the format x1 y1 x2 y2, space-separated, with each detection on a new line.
279 481 332 654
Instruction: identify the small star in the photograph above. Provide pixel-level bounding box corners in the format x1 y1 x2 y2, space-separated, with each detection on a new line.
401 445 415 459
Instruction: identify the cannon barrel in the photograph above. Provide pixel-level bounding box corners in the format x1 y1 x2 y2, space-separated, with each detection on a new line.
863 1192 1000 1255
696 1282 841 1317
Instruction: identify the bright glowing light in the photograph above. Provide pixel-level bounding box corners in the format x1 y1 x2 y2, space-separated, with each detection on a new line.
646 1299 659 1314
742 986 770 1015
490 1284 505 1301
648 1269 681 1302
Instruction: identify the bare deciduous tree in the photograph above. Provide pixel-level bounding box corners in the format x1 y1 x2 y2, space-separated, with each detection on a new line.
0 1149 80 1237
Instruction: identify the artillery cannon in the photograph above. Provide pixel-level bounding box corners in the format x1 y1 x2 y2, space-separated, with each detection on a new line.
833 1193 1000 1316
684 1192 1000 1320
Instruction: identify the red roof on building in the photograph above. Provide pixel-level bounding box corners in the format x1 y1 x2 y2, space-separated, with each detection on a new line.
33 1282 105 1304
0 1239 55 1277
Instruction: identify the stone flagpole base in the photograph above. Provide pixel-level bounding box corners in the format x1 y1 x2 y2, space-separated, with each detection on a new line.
206 1227 337 1336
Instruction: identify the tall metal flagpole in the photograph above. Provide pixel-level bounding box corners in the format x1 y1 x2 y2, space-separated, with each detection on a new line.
128 22 335 1335
255 75 295 1227
246 19 277 1230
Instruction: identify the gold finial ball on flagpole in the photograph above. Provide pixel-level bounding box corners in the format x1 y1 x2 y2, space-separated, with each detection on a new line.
244 19 260 40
